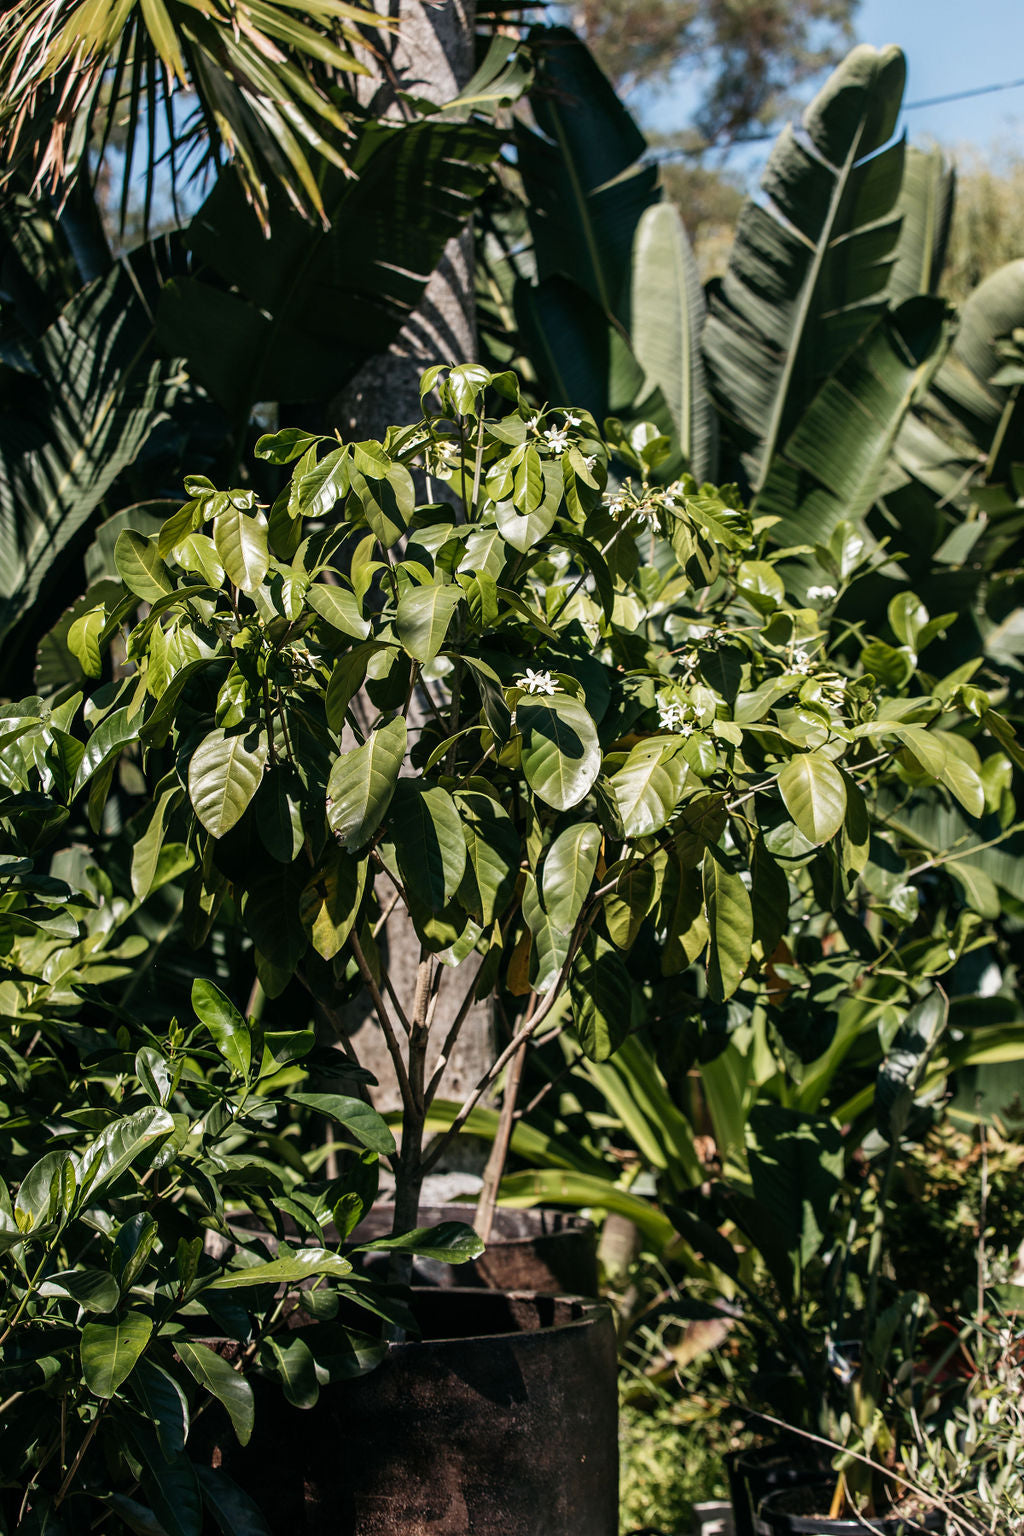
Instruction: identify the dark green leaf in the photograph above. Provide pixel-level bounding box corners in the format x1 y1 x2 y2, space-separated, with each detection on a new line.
81 1314 153 1397
192 979 252 1080
175 1339 255 1445
326 717 406 851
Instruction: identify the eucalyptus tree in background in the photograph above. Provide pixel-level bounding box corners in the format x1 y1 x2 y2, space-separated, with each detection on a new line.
568 0 858 144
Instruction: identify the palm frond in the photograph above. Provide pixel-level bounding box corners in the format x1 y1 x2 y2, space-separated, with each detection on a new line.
155 116 504 427
702 43 908 495
0 255 189 649
0 0 388 235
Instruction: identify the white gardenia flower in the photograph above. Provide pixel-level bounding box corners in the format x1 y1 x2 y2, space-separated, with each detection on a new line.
563 411 581 427
544 426 570 453
518 669 558 695
806 584 838 601
657 699 684 730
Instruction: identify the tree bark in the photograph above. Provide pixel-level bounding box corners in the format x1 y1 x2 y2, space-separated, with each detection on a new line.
335 0 478 437
333 0 497 1201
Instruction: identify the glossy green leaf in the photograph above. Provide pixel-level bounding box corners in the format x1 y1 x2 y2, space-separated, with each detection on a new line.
396 584 463 665
175 1340 255 1446
777 752 848 845
130 1358 190 1461
191 979 252 1080
325 642 377 733
80 1107 175 1200
73 705 138 796
209 1247 353 1289
519 694 601 810
326 717 406 851
307 583 369 640
301 850 367 960
131 789 175 899
289 1093 396 1155
40 1267 120 1313
389 781 467 910
522 871 571 992
611 739 686 837
255 428 322 465
115 530 174 603
455 791 519 926
703 848 752 1002
67 607 104 677
188 726 269 838
569 933 632 1061
81 1314 153 1397
265 1333 319 1409
213 508 269 592
604 863 656 950
541 822 601 933
355 1221 484 1264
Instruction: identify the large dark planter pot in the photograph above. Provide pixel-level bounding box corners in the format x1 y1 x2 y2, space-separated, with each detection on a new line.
727 1444 829 1536
212 1288 619 1536
758 1484 943 1536
350 1203 600 1295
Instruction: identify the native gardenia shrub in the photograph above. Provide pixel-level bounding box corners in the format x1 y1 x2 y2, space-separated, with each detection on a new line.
17 362 1021 1241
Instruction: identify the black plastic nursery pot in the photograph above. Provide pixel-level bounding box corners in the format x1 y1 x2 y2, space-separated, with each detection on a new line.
350 1203 600 1295
757 1483 943 1536
727 1443 829 1536
211 1288 619 1536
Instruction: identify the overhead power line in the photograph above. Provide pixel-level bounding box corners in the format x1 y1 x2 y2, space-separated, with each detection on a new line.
649 73 1024 159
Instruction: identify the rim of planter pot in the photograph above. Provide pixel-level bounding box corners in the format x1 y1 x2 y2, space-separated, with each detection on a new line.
373 1287 610 1348
349 1203 595 1248
758 1483 943 1536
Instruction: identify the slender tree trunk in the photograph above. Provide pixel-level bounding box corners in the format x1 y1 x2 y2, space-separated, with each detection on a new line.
335 0 477 437
331 0 498 1225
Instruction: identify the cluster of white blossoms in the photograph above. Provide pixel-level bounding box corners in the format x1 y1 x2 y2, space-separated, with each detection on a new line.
630 503 660 529
516 668 558 696
789 647 815 675
806 584 838 602
524 410 583 453
656 696 695 735
428 436 460 479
